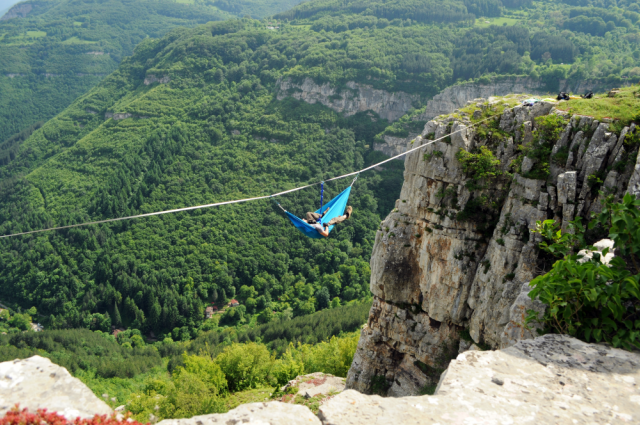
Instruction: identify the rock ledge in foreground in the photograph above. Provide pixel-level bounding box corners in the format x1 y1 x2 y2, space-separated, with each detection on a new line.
157 402 321 425
320 334 640 424
0 355 112 419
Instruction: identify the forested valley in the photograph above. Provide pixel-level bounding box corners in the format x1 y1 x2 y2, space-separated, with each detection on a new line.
1 0 640 415
2 0 640 341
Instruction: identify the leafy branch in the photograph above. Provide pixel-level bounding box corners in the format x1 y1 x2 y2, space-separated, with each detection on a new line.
527 193 640 351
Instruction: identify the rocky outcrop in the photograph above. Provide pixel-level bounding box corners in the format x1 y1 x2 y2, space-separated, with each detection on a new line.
559 78 638 95
324 334 640 424
144 75 171 85
417 78 547 121
1 3 32 20
377 135 416 158
105 112 149 120
0 356 112 419
105 112 133 120
346 97 639 395
276 78 419 122
280 373 346 400
157 402 322 425
416 77 639 123
5 335 640 424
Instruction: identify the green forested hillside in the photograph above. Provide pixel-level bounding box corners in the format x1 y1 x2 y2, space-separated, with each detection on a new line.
0 19 401 338
0 301 368 416
1 0 640 339
0 0 303 154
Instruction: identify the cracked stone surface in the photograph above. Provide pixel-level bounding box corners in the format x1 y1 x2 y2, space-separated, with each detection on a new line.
158 402 322 425
324 335 640 424
6 336 640 424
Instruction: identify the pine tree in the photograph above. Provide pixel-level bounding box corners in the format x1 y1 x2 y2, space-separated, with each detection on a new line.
113 302 122 327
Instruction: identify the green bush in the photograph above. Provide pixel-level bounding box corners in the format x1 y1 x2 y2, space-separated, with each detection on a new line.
529 194 640 350
127 353 227 422
455 146 502 189
215 342 273 392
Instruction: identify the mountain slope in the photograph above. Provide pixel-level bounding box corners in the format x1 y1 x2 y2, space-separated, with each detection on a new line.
0 0 303 157
0 19 402 336
1 0 640 337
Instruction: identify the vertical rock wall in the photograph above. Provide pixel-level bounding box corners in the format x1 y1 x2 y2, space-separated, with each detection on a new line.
276 78 420 122
346 97 639 396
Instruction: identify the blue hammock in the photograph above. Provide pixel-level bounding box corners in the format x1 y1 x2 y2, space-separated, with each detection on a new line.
286 186 351 239
276 177 356 239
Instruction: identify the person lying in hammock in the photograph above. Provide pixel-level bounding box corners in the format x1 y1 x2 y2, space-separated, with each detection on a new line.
303 206 353 237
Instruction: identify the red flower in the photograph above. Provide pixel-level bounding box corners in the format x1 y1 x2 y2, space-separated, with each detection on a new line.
1 406 148 425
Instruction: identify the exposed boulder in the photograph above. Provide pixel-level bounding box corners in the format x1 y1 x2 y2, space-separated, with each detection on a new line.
280 373 345 400
0 356 112 419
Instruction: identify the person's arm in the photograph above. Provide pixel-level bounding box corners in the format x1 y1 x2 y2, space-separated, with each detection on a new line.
317 225 329 237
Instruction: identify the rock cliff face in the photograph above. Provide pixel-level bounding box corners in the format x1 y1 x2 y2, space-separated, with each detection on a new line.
276 78 420 122
416 78 546 122
416 77 637 123
346 96 639 396
325 334 640 424
376 135 417 158
144 75 171 85
373 78 637 158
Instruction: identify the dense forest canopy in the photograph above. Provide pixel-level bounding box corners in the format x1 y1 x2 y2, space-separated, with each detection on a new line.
0 0 640 340
0 19 405 339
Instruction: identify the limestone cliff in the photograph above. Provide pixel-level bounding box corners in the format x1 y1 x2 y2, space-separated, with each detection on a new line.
346 96 639 396
276 78 420 122
415 77 629 123
416 78 546 122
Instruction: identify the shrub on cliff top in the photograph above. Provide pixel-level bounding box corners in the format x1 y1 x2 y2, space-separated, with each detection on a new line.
529 194 640 351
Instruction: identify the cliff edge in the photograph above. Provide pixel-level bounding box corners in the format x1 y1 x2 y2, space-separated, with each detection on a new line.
346 94 639 396
5 333 639 424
